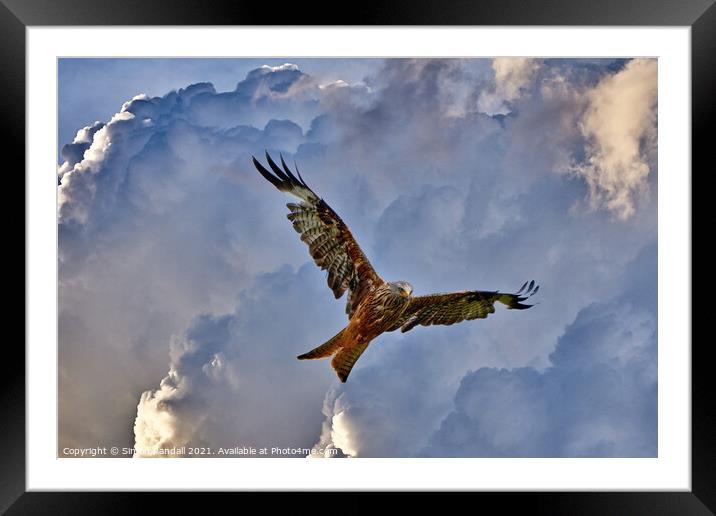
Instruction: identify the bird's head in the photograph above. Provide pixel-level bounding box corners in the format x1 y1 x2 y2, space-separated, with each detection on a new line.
389 281 413 298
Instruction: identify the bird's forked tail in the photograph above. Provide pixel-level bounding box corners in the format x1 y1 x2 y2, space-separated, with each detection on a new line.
297 328 369 383
297 328 347 360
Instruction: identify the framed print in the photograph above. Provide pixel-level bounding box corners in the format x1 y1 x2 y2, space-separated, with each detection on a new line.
7 0 710 512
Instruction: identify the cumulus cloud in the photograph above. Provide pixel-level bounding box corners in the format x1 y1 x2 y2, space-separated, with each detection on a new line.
570 59 658 220
290 60 657 458
423 244 657 457
310 325 491 457
58 64 327 454
58 121 105 178
134 314 235 456
58 58 657 458
313 244 656 458
477 58 542 115
134 265 345 457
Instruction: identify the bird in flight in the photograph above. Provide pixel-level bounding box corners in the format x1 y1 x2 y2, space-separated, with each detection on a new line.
252 153 539 383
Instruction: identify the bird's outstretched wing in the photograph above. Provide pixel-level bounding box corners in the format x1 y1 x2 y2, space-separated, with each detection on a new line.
389 280 539 333
252 152 384 317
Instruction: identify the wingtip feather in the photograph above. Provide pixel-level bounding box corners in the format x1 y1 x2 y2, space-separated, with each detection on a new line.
512 303 533 310
252 155 284 189
280 153 301 184
265 151 290 182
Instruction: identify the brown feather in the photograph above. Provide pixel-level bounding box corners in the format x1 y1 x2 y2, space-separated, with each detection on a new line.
252 154 384 313
393 282 538 333
253 153 540 383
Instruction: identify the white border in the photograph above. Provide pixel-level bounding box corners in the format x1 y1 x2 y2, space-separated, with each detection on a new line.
27 27 691 491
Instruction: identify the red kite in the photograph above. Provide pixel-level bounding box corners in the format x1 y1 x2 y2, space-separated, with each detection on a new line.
253 153 539 382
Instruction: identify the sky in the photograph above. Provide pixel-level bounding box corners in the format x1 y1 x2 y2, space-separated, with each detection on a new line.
57 57 657 458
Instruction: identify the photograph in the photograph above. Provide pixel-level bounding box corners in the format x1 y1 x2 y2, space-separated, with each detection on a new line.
57 56 658 459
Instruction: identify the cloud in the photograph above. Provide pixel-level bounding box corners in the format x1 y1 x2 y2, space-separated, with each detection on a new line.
290 60 657 458
58 121 105 178
310 325 491 457
310 225 657 458
569 59 658 220
58 64 326 453
134 314 235 456
423 244 657 457
134 265 345 457
474 58 658 221
58 58 657 458
477 58 542 115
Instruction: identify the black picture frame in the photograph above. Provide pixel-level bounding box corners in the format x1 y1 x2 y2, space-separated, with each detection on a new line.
5 0 709 512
